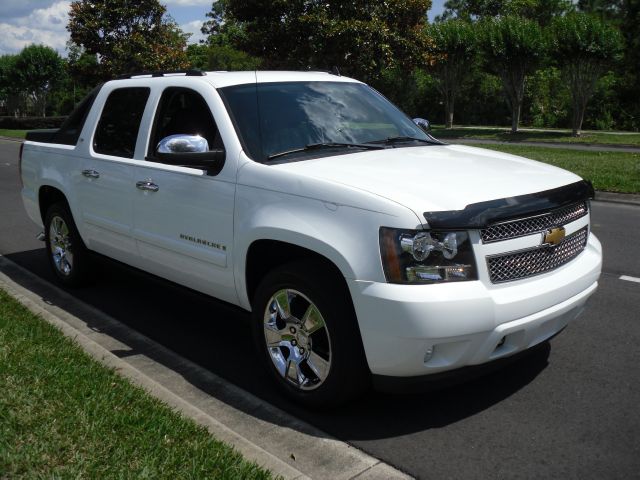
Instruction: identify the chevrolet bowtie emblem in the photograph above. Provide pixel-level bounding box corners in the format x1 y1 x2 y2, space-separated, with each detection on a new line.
544 227 566 246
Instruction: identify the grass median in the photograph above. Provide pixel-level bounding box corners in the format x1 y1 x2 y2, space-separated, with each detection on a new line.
0 129 27 139
431 127 640 147
474 144 640 194
0 288 275 479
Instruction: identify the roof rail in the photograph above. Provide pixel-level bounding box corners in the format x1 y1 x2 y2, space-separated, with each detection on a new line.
115 69 206 80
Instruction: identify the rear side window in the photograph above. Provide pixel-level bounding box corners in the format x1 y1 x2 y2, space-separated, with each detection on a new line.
54 85 101 146
94 87 150 158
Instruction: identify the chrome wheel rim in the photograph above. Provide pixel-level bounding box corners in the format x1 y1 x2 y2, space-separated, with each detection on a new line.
49 215 74 276
263 289 332 391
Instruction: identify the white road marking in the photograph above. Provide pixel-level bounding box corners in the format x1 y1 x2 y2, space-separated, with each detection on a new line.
620 275 640 284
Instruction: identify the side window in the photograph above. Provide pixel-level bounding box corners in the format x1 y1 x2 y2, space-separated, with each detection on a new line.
148 87 222 161
94 87 150 158
54 85 100 146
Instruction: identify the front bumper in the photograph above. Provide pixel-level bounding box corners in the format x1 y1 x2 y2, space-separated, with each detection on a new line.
348 233 602 378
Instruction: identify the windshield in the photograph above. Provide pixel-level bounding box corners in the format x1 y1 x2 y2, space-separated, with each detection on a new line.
219 81 431 162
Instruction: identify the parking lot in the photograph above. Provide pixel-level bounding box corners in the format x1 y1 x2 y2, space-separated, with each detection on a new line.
1 138 639 479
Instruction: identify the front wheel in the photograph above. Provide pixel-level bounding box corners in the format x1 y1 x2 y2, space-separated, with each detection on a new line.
251 261 369 408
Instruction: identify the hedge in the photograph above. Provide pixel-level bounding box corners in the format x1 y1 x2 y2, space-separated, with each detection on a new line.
0 116 68 129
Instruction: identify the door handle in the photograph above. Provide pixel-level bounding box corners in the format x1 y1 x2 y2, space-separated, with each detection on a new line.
82 169 100 179
136 180 159 192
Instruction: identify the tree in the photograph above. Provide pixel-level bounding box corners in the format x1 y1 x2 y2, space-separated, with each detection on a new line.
425 20 478 128
480 16 545 132
67 0 190 79
439 0 572 25
13 45 65 117
202 0 432 83
186 43 261 71
550 13 623 135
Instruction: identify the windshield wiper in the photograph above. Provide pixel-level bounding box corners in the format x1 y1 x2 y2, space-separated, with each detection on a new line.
370 136 442 145
267 142 385 161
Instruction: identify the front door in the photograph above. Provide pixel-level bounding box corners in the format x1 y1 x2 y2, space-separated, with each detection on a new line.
132 86 237 304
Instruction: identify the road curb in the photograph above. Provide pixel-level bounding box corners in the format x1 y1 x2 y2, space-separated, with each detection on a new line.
0 255 411 480
594 191 640 206
0 136 23 143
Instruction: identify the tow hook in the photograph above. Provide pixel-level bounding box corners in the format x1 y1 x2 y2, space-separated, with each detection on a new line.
36 231 45 241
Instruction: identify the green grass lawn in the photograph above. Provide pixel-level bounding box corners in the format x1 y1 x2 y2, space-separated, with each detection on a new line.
0 289 275 479
0 129 27 139
431 126 640 147
475 144 640 194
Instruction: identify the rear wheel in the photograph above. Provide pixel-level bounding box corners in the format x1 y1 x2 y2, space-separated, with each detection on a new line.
252 261 369 408
44 202 91 287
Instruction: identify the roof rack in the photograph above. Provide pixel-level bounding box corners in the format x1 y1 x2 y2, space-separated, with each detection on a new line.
115 69 206 80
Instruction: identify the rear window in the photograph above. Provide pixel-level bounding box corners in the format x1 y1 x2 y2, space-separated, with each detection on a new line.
93 87 150 158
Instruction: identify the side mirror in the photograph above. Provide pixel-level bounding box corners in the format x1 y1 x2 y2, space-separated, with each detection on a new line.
151 134 225 175
157 134 209 154
413 118 431 132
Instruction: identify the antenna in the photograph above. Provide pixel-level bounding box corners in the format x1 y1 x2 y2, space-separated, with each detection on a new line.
331 66 341 76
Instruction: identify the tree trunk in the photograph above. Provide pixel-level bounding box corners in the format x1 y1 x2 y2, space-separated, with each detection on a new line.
511 102 521 133
445 93 454 129
500 67 525 134
446 108 454 129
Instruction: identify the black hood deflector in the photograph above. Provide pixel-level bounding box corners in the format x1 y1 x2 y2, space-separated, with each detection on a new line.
423 180 594 229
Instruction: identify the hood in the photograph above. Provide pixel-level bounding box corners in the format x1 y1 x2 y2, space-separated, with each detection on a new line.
271 144 582 217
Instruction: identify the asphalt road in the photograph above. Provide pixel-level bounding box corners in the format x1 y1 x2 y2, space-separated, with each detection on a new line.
1 139 639 479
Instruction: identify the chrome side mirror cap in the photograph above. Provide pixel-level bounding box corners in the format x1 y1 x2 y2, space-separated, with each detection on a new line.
157 134 209 154
413 118 431 132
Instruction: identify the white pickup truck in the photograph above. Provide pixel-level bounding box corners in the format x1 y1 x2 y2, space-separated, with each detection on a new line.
20 70 602 406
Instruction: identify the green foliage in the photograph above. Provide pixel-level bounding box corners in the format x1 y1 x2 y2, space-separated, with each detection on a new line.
204 0 432 82
67 0 190 79
439 0 572 24
0 46 65 117
425 19 478 127
551 12 623 62
524 67 569 127
0 55 18 110
479 15 546 131
186 43 261 71
550 12 624 134
481 16 545 68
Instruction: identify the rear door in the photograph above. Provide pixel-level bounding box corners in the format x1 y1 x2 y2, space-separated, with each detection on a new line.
76 86 150 264
131 84 238 304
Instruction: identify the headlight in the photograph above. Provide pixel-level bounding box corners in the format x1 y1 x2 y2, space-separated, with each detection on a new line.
379 227 478 284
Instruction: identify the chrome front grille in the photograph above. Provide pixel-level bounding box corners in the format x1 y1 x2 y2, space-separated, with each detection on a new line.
487 227 589 283
480 201 588 243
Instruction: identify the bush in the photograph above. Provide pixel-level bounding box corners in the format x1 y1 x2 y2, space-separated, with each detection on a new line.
0 116 67 129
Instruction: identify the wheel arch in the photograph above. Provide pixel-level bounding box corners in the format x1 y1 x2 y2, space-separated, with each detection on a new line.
38 185 69 224
243 237 354 311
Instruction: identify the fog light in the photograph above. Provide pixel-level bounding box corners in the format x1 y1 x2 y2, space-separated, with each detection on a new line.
424 346 434 363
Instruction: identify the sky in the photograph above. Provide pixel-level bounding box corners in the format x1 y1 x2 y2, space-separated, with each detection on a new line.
0 0 445 57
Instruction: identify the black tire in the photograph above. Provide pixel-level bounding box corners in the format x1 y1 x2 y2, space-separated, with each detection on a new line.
44 202 91 287
251 260 370 408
